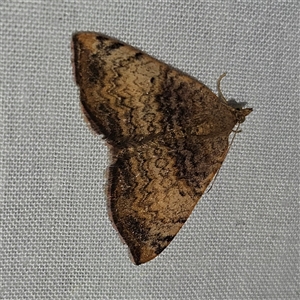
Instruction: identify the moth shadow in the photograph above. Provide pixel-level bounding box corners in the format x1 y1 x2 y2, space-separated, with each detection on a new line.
227 99 249 109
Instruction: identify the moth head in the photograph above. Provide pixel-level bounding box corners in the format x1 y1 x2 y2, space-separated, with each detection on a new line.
234 107 253 123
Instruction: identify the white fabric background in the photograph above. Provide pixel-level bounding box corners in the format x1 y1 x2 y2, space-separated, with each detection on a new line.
1 1 298 299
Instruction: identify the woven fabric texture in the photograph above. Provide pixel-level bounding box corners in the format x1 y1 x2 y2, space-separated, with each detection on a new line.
1 1 298 299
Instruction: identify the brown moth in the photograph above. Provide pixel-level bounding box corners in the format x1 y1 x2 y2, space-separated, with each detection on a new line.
72 32 252 265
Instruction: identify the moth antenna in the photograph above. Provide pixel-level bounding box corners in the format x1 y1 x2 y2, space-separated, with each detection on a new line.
194 73 228 110
217 73 228 104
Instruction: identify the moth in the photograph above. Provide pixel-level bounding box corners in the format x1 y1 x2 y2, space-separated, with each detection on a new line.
72 32 252 265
